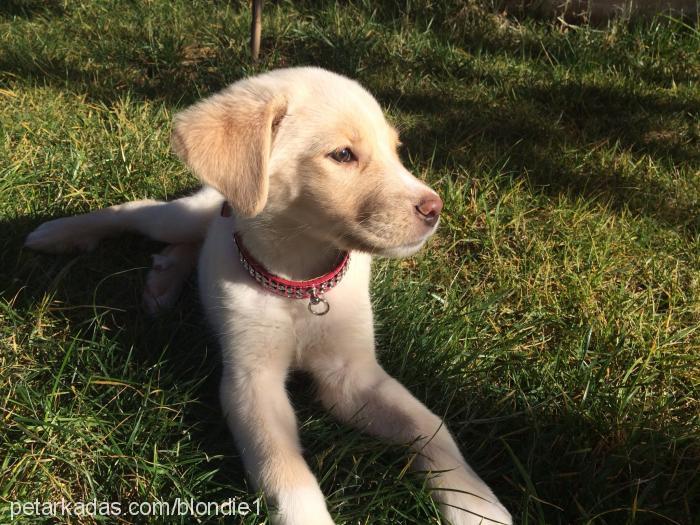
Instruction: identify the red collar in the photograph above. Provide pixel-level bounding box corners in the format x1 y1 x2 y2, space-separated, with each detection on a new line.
232 232 350 316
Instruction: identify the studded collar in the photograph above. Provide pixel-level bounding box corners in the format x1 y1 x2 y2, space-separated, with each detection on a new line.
232 232 350 316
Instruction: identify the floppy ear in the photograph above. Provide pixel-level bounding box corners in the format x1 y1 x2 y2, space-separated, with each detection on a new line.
171 83 287 217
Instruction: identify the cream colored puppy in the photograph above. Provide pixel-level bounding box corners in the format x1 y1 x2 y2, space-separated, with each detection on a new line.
25 67 512 525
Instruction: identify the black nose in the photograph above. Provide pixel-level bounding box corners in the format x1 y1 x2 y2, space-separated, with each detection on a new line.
415 194 443 226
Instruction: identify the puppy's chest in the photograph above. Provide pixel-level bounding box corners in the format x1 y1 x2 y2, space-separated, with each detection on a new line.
289 309 338 359
287 299 371 366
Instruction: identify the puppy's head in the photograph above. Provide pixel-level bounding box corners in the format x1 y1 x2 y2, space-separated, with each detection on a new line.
172 67 442 257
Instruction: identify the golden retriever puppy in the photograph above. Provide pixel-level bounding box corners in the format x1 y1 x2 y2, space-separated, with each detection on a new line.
25 67 512 525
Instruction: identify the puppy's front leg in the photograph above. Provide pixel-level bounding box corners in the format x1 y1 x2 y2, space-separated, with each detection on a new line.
307 350 512 525
219 347 334 525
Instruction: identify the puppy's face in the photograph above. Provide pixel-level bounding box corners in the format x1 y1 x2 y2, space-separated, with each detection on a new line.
172 67 441 257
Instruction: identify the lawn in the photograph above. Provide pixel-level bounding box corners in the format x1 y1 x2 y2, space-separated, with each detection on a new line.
1 1 699 523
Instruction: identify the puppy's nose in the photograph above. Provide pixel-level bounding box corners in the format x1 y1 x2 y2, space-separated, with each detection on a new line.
415 194 443 226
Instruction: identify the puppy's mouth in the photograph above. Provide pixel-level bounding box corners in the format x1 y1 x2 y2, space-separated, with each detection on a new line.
333 221 438 259
373 238 428 258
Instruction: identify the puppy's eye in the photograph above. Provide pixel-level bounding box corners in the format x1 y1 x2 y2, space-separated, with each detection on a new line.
328 147 356 163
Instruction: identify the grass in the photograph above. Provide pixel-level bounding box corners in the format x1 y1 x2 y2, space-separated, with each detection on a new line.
1 0 699 523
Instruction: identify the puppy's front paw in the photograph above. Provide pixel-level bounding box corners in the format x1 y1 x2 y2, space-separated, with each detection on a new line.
439 494 512 525
432 472 512 525
272 488 335 525
25 217 101 253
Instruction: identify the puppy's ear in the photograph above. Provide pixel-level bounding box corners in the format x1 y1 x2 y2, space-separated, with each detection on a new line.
171 83 287 217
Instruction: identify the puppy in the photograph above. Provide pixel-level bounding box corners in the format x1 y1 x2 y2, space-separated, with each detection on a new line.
25 67 512 525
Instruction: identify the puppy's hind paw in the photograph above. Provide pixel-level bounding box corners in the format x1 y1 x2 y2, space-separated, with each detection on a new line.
151 253 175 271
25 217 101 253
142 243 198 316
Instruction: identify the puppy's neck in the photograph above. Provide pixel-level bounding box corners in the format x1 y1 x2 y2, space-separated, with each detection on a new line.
235 216 345 282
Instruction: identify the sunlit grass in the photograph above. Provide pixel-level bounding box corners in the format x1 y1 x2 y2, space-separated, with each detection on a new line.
1 1 698 523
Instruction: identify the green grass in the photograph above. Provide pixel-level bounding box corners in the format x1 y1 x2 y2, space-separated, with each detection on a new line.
1 1 699 523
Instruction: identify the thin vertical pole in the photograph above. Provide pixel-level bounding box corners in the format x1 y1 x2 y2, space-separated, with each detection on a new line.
251 0 263 63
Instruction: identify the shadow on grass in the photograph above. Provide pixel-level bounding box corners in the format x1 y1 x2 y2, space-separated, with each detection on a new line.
375 85 700 235
2 213 697 524
0 212 246 498
2 7 697 235
0 0 65 20
371 278 699 525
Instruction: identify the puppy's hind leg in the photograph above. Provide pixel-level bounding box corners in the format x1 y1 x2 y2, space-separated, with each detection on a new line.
25 186 223 253
142 242 200 315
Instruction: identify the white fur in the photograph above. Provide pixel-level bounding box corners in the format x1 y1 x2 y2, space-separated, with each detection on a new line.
25 67 512 525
